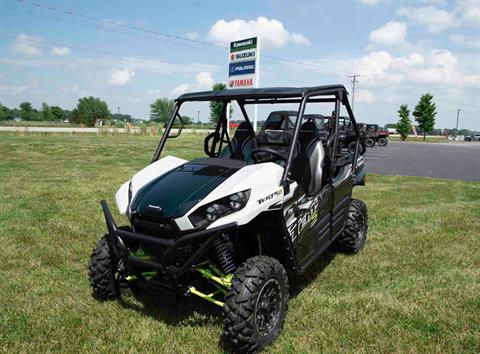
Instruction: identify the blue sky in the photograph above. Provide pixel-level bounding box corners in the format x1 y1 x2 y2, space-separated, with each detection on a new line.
0 0 479 129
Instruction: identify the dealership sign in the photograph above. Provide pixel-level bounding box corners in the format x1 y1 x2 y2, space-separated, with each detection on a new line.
228 37 259 89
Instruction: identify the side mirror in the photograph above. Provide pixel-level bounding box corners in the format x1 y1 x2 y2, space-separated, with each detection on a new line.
167 115 184 138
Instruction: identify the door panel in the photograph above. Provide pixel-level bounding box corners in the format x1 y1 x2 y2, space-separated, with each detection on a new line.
331 163 353 238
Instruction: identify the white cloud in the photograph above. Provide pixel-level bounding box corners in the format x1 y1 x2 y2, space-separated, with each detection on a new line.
108 67 135 86
369 21 407 45
450 34 480 49
353 51 395 81
10 33 42 57
358 0 381 5
291 33 311 46
51 46 71 56
185 31 199 40
356 89 376 103
195 71 214 87
171 83 190 96
207 17 310 48
0 85 29 94
397 6 455 33
351 49 479 89
456 2 480 28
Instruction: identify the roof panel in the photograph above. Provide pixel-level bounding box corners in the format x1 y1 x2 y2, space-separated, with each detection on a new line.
176 85 348 101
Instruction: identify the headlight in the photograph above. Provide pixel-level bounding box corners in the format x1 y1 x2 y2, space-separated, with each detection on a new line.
189 189 251 228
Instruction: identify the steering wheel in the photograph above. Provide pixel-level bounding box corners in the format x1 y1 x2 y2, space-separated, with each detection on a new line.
251 147 287 163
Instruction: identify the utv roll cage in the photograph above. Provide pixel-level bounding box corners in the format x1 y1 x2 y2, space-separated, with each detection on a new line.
152 85 362 186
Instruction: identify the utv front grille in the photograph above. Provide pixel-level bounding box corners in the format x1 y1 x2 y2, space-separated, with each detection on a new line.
133 218 177 239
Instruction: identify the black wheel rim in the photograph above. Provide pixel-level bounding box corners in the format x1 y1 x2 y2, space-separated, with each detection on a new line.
254 279 282 337
354 213 366 249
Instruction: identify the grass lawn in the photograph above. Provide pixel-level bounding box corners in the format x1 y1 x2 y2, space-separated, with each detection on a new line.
0 134 479 353
389 135 449 143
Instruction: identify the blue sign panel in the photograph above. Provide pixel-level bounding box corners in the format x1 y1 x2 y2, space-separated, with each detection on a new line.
229 60 256 77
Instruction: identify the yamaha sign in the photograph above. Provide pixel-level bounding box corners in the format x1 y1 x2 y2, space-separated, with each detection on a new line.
228 37 260 89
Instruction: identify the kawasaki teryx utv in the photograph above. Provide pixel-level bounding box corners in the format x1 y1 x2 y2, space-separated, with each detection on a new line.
89 85 368 352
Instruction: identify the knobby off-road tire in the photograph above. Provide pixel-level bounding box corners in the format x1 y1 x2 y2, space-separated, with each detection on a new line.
365 138 375 147
88 236 119 300
223 256 289 353
336 199 368 253
377 137 388 146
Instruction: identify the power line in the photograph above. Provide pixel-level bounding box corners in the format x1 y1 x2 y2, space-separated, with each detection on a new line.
0 32 222 73
12 0 356 76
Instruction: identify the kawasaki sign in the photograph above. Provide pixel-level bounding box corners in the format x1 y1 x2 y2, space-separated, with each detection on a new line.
228 37 260 89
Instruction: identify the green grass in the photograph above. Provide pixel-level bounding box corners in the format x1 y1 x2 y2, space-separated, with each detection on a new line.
0 134 479 353
389 135 449 143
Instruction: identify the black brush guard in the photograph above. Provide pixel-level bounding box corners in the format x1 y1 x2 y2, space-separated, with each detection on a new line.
100 200 237 279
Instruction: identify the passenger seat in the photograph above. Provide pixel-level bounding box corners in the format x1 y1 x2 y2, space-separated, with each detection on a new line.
219 122 257 164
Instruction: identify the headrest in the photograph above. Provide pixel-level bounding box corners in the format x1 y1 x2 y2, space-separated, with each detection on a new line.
300 121 318 135
235 121 254 134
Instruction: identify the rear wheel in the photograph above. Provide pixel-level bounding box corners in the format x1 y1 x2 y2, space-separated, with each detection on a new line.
223 256 289 353
365 138 375 147
377 137 388 146
88 236 120 300
335 199 368 253
347 141 366 155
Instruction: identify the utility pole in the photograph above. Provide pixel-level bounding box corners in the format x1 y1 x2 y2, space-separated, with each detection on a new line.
348 74 360 112
456 109 461 130
117 106 120 115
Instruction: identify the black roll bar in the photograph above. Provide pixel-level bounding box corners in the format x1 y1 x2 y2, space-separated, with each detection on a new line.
151 102 182 163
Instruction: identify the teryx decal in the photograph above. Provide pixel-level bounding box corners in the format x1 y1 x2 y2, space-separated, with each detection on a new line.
257 189 283 205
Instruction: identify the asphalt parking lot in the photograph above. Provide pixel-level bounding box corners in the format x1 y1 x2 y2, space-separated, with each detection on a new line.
364 141 480 182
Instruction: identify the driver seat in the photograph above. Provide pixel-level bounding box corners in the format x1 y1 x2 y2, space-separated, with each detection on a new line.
291 121 324 195
219 122 257 164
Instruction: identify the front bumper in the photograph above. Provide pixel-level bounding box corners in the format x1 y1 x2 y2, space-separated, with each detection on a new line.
100 200 237 278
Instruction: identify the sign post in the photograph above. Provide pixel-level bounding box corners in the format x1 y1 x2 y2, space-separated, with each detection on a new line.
228 37 260 131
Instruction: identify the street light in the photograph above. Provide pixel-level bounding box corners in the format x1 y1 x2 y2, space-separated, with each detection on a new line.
456 109 461 130
197 110 200 124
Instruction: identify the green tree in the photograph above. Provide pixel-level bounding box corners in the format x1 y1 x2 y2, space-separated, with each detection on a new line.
150 97 175 125
51 106 65 121
396 104 411 141
40 102 53 121
0 103 11 120
209 83 233 124
71 96 110 127
181 115 192 125
413 93 437 140
20 101 36 121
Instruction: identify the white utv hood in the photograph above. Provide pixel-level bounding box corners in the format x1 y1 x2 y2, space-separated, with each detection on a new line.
115 155 187 214
115 155 287 232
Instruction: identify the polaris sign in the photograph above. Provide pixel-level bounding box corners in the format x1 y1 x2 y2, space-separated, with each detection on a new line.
229 60 256 76
228 37 260 89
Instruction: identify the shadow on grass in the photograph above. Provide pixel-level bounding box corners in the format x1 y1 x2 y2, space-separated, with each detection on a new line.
117 282 222 326
289 250 337 298
114 250 337 351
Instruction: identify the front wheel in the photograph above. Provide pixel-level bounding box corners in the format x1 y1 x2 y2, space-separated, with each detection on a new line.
335 199 368 253
88 236 120 300
365 138 375 147
377 137 388 146
223 256 289 353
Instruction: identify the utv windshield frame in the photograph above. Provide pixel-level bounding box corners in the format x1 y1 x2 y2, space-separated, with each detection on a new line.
152 85 360 186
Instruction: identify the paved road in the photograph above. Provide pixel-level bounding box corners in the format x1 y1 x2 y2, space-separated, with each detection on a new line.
364 141 480 181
